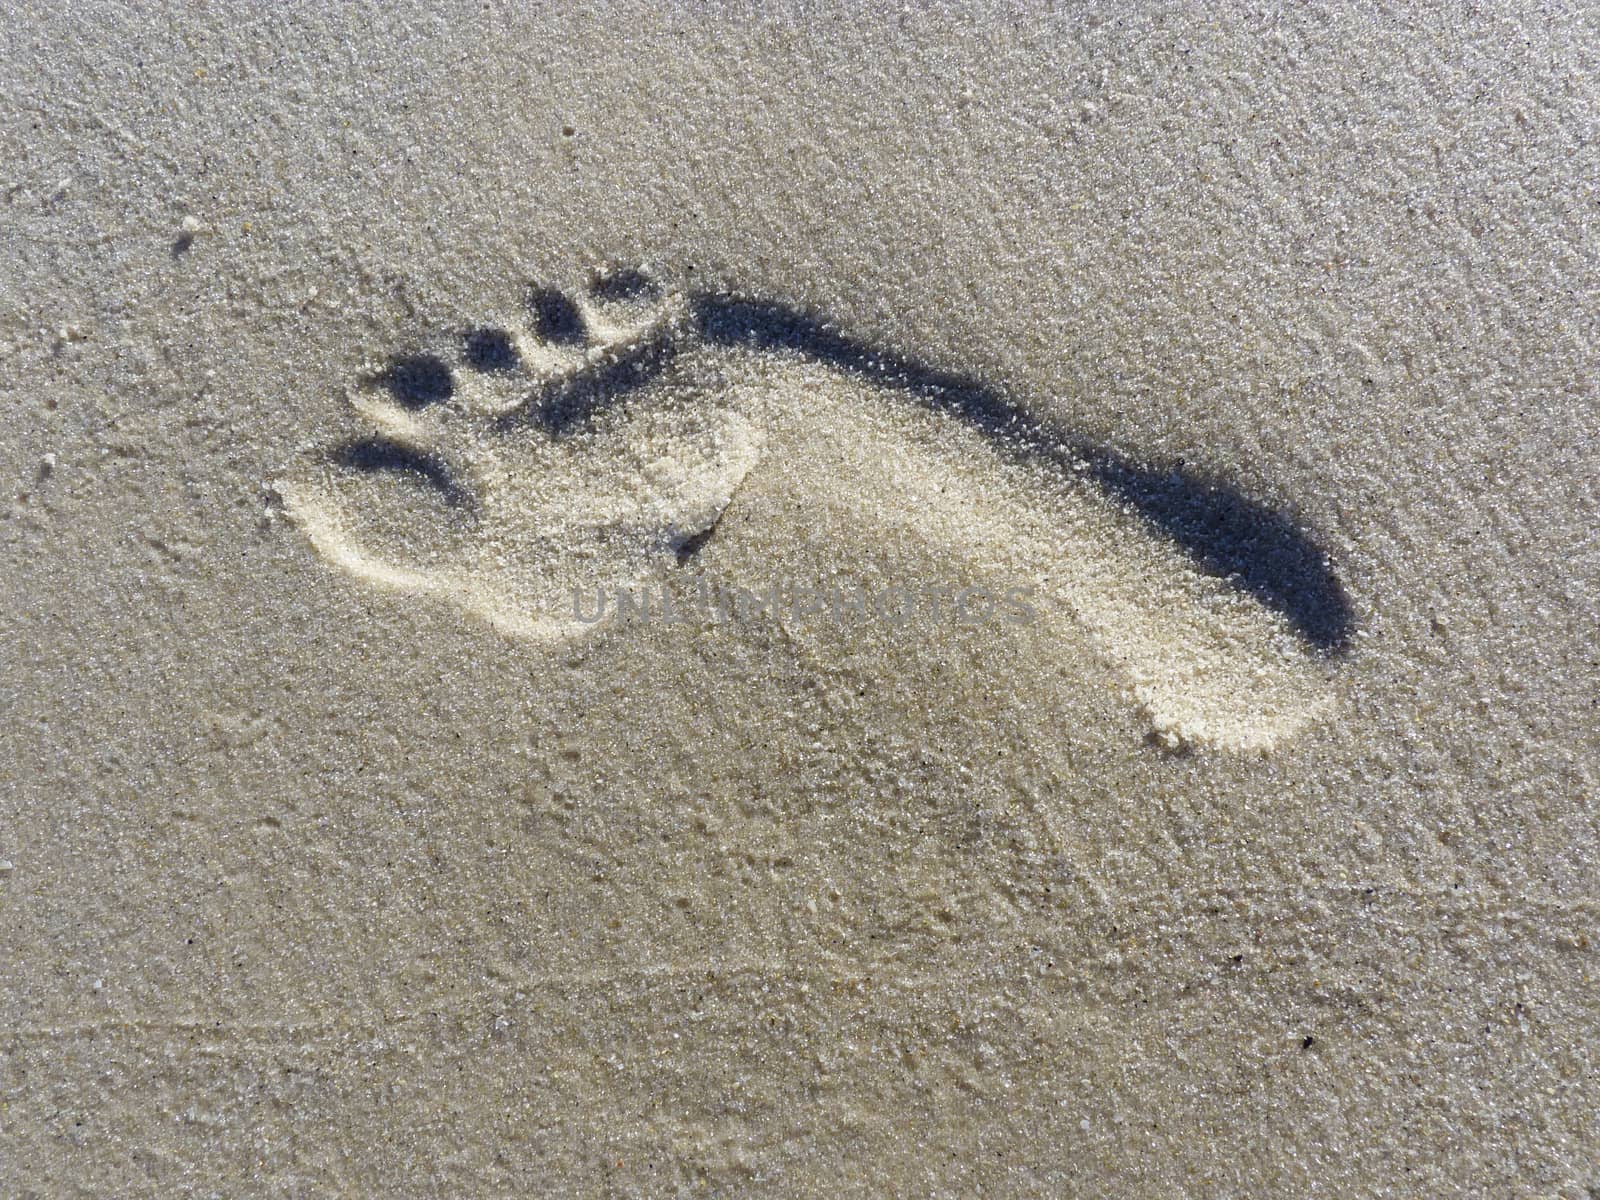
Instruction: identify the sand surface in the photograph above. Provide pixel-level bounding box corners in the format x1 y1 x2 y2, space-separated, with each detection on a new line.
3 2 1599 1195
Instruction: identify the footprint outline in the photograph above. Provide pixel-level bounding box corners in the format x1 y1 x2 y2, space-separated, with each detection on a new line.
281 267 1355 751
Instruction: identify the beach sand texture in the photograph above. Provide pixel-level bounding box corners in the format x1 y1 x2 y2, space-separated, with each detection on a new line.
3 3 1599 1195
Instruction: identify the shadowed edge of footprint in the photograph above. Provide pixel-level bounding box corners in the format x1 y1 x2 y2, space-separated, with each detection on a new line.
329 277 1353 657
690 294 1354 653
294 265 1356 742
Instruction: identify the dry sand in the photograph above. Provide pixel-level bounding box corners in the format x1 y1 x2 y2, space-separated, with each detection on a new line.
3 2 1599 1195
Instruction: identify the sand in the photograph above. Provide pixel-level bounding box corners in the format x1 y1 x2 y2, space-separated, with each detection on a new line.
3 2 1598 1195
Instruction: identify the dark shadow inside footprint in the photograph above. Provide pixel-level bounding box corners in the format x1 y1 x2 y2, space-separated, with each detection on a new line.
503 332 682 437
695 296 1050 441
465 328 521 372
380 355 455 409
528 287 587 345
334 438 473 509
672 520 722 565
692 294 1353 652
1082 455 1353 651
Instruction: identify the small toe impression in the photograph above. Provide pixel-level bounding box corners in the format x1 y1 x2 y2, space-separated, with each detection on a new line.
334 437 472 509
464 327 521 372
581 265 674 346
528 286 587 345
589 266 660 305
381 354 455 409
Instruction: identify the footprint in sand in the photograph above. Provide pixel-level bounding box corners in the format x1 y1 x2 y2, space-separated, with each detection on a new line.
279 267 1353 753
